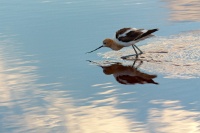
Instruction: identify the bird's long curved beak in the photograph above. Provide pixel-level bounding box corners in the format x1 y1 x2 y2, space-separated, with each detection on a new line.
86 45 103 54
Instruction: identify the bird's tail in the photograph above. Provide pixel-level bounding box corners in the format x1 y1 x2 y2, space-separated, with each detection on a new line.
139 28 159 39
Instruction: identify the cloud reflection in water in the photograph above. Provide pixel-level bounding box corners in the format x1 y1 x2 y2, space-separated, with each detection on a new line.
1 34 199 133
163 0 200 22
0 35 62 132
149 100 200 132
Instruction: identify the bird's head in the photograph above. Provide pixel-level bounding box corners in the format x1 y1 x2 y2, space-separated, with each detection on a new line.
103 38 114 47
103 38 123 51
86 38 120 54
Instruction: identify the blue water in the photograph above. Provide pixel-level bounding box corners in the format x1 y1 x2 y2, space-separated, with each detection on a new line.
0 0 200 132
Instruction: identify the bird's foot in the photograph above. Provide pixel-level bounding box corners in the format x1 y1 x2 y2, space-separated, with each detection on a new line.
121 53 142 59
121 54 138 59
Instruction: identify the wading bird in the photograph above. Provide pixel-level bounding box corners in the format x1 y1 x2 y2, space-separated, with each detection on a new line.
86 28 158 59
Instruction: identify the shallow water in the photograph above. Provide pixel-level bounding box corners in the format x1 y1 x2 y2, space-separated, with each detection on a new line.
0 0 200 133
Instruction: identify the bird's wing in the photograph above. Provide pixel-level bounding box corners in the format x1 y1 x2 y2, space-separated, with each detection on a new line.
116 28 145 42
115 28 132 39
116 28 158 43
137 29 158 39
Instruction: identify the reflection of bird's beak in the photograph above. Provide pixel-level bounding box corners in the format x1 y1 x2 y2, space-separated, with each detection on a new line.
86 45 103 54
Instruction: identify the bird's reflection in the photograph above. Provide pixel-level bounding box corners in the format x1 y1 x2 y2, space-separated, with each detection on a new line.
88 60 158 85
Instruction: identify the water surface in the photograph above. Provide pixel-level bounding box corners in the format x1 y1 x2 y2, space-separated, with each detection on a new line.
0 0 200 132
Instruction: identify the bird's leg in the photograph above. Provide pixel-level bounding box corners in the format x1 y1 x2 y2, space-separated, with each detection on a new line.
132 58 143 68
134 45 143 55
121 45 139 59
132 45 138 58
132 59 137 67
135 60 143 69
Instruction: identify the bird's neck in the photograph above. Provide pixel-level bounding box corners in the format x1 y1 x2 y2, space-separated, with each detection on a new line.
110 40 123 51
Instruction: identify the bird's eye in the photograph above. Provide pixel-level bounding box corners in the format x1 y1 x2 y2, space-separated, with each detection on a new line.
103 42 106 44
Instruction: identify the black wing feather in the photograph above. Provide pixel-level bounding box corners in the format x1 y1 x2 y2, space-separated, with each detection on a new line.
116 28 159 43
137 29 158 39
116 28 131 38
118 30 143 42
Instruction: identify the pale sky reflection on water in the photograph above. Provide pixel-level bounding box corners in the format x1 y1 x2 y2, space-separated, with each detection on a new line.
0 0 200 133
163 0 200 22
0 45 199 132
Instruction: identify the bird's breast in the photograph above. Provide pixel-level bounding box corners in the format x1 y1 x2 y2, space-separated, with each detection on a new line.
110 43 124 50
